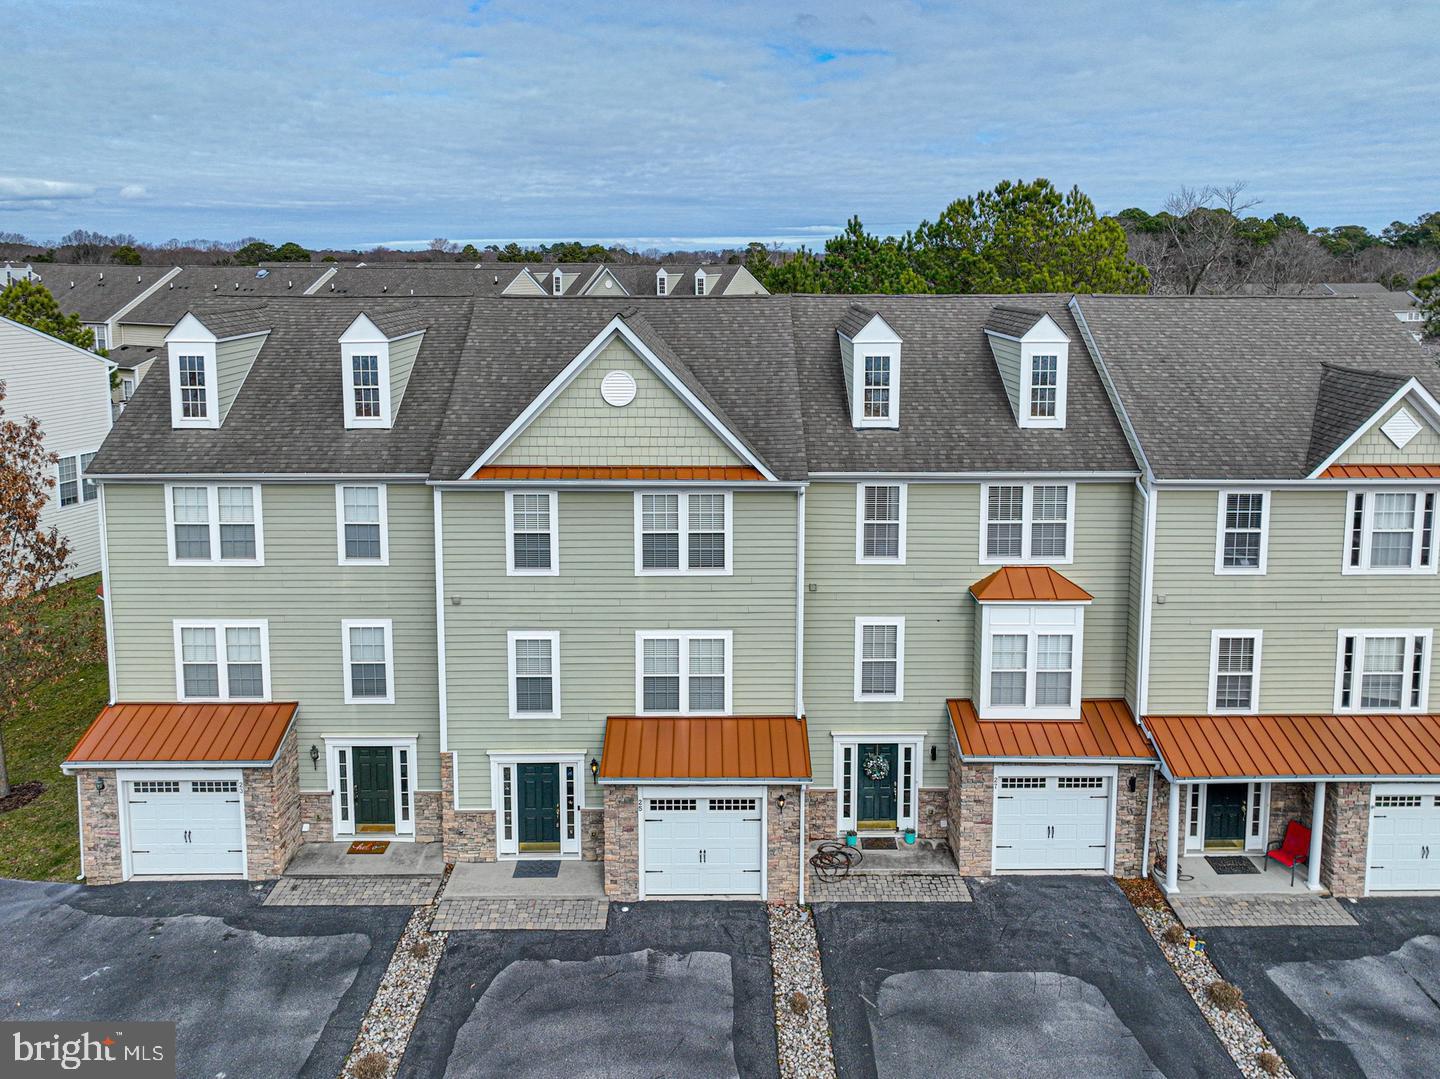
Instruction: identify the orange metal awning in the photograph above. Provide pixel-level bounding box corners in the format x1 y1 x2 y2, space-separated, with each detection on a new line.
948 698 1156 762
65 701 299 766
1144 712 1440 780
969 565 1093 603
472 465 765 481
1319 464 1440 480
600 715 811 782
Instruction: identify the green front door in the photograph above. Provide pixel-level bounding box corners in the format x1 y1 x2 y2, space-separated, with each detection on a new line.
353 746 395 828
518 763 560 850
1205 783 1248 849
857 743 899 830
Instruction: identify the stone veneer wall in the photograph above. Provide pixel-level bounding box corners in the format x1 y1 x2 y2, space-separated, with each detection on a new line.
440 752 496 862
767 786 802 901
77 769 122 884
581 807 604 861
413 791 443 844
803 786 948 841
241 728 302 878
1111 764 1155 878
1267 782 1314 849
918 788 948 839
603 786 639 900
805 788 836 840
947 752 994 875
1321 781 1370 897
1146 776 1173 877
299 792 332 842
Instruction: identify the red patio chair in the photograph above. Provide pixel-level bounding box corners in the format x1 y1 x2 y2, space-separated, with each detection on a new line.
1265 820 1311 885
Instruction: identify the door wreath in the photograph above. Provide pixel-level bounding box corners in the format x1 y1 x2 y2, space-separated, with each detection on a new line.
862 752 891 782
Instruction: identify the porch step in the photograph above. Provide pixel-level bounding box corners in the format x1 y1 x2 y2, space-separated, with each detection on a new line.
431 898 609 931
1171 894 1358 928
264 876 441 906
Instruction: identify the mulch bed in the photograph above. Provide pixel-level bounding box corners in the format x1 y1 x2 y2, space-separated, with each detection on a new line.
1114 876 1167 910
0 781 46 815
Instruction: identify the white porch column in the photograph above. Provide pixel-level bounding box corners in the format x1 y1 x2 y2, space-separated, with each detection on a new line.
1164 778 1181 893
1307 781 1327 891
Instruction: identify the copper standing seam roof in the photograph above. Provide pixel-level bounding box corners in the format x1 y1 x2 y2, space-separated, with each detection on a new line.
1319 464 1440 479
948 698 1156 761
65 702 299 766
968 565 1094 603
471 465 766 481
599 715 811 781
1144 712 1440 780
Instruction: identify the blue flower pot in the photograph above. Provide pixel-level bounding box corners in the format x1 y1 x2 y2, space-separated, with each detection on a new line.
845 834 858 848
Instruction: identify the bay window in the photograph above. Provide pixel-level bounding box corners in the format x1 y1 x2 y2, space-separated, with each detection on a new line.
977 603 1085 719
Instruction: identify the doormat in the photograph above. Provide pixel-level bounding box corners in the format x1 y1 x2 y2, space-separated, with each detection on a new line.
513 861 561 878
347 840 390 855
1205 855 1260 875
861 837 897 850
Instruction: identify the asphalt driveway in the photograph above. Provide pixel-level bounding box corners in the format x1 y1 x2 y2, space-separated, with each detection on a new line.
0 877 408 1079
814 876 1237 1079
1204 897 1440 1078
399 901 778 1078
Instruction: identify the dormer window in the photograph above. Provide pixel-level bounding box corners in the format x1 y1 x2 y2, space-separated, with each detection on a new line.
656 270 668 296
351 353 382 418
837 307 902 430
694 271 708 296
339 314 395 429
984 307 1070 429
552 269 563 296
178 354 209 418
165 314 219 430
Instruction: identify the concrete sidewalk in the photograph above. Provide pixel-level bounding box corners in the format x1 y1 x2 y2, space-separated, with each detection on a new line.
444 860 604 899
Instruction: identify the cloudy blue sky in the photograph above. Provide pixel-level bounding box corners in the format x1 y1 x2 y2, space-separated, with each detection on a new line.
5 0 1435 249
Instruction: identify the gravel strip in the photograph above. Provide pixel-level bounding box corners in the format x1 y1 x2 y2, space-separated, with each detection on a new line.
340 864 452 1079
1133 902 1295 1079
768 904 837 1079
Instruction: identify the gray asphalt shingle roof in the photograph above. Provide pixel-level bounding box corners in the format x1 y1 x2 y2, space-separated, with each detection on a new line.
984 305 1047 338
1306 364 1409 473
26 264 175 323
1074 295 1438 480
122 266 332 326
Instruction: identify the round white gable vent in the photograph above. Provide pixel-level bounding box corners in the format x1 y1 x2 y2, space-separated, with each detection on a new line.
600 370 637 407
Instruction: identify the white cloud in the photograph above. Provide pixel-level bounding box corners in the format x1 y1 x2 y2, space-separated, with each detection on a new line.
0 176 95 200
118 184 147 199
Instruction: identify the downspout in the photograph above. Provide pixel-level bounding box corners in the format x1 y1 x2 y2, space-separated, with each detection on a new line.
433 487 448 753
798 782 806 906
1137 481 1158 717
1140 766 1155 879
75 776 86 881
98 485 117 704
794 488 806 718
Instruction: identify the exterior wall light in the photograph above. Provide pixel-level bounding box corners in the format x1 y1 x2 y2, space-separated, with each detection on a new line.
589 758 599 781
310 744 321 770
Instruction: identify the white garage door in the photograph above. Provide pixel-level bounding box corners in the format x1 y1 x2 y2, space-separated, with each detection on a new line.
993 773 1111 871
126 777 245 876
1369 785 1440 892
642 793 764 896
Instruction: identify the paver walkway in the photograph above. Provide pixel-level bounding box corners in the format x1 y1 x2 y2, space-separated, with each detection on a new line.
264 876 440 906
806 872 972 902
1171 893 1357 928
430 898 610 931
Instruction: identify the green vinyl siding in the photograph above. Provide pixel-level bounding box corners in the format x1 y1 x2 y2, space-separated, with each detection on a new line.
1334 396 1440 467
103 482 440 790
1148 487 1440 713
443 488 798 808
802 481 1136 788
494 337 744 468
388 332 423 418
215 333 266 424
987 334 1022 417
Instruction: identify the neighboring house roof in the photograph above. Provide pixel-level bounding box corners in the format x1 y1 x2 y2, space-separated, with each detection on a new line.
1144 712 1440 780
792 294 1138 474
969 566 1093 603
311 265 501 297
109 343 161 371
120 265 332 326
1074 295 1438 480
25 263 176 323
598 715 811 781
1320 282 1392 297
984 305 1047 338
948 699 1155 762
64 701 298 766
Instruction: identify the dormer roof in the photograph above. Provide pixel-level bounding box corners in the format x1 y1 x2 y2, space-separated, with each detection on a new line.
985 306 1046 338
1305 363 1411 474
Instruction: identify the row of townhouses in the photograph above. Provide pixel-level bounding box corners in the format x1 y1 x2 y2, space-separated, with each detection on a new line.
60 290 1440 904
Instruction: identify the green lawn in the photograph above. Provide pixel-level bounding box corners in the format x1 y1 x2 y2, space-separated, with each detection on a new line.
0 574 108 881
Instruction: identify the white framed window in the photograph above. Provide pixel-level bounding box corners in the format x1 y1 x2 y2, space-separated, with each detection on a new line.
853 618 904 701
862 354 893 421
173 619 270 701
1344 490 1438 574
120 376 135 401
855 483 906 563
978 603 1084 719
694 271 708 296
1335 629 1431 713
507 631 560 718
55 453 98 507
340 316 394 429
1215 491 1269 574
342 619 394 705
90 323 109 352
634 491 732 575
636 631 732 715
506 490 558 576
1209 630 1262 713
336 484 389 565
1029 354 1058 419
551 268 563 295
164 483 264 565
980 482 1074 563
656 270 668 296
170 347 217 428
